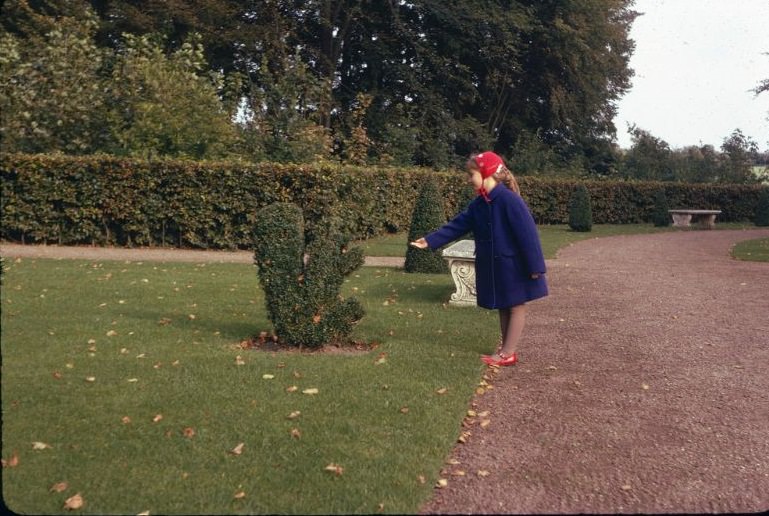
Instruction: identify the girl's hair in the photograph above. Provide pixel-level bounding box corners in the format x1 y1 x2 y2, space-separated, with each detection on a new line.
494 166 521 194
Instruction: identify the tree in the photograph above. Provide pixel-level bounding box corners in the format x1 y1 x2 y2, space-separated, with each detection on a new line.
253 203 364 347
719 129 759 184
620 126 674 181
405 179 449 273
568 184 592 232
107 33 237 159
0 11 109 154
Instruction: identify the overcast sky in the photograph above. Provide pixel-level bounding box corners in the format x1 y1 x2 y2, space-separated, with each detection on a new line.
613 0 769 151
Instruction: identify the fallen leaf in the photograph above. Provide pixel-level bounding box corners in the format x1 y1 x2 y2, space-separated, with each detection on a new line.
312 314 321 324
230 443 245 455
377 502 384 512
293 371 302 378
137 511 150 516
171 360 180 366
466 410 477 417
324 463 344 476
451 470 466 476
262 374 276 380
480 419 491 428
1 452 19 468
65 363 75 369
106 330 117 337
50 481 69 493
87 339 96 345
152 414 163 423
52 371 62 380
478 411 490 417
621 484 632 491
435 387 448 395
436 478 448 488
121 416 131 424
642 383 650 390
400 406 409 414
182 427 196 438
127 378 138 383
417 475 426 484
546 365 557 371
290 428 301 439
234 491 246 500
477 470 490 477
188 314 196 320
286 385 298 393
158 318 172 326
63 493 84 510
475 387 485 395
447 459 460 465
235 356 246 366
374 352 387 365
120 348 129 354
302 388 319 395
136 353 146 359
287 411 301 419
85 376 96 383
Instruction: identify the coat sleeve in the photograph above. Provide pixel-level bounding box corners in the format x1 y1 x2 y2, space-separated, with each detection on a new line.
424 209 474 249
505 194 547 274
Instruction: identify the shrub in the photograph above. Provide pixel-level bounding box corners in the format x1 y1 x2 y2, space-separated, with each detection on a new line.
405 179 449 273
652 189 671 227
568 184 593 232
253 203 364 347
756 190 769 227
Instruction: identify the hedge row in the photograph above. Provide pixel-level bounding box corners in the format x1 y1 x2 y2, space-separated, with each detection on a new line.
1 154 766 249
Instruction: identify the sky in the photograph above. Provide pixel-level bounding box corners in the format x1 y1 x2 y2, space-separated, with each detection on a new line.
613 0 769 151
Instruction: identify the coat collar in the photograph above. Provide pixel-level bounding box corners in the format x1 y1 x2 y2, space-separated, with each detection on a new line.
485 184 505 202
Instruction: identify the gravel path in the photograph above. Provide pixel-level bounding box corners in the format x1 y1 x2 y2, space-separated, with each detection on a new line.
422 229 769 514
0 243 405 268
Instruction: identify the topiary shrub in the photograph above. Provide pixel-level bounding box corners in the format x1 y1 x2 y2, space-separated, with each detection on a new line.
755 189 769 227
253 202 364 347
568 184 593 232
405 178 449 273
652 189 671 227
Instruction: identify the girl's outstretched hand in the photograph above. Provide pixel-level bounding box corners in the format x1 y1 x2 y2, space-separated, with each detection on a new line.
410 238 429 249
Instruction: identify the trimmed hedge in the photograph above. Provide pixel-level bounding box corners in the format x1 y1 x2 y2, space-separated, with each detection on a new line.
568 184 592 232
1 153 767 249
404 178 449 273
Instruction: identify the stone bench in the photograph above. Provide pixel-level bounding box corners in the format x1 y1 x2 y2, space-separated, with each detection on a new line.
668 209 722 229
441 239 477 306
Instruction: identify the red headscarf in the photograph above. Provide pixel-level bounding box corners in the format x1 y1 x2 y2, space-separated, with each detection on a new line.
473 151 505 202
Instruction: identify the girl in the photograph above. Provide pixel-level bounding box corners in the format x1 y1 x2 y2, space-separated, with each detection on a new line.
410 151 548 367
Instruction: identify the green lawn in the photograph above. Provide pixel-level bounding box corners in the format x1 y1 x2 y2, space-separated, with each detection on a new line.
355 222 754 259
1 259 498 515
732 237 769 262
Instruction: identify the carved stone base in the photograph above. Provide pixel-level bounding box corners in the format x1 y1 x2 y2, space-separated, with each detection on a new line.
442 240 477 306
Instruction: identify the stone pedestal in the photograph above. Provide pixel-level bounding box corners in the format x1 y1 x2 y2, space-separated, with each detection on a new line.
441 239 477 306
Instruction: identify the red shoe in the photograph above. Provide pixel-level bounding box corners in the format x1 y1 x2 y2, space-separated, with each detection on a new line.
481 352 517 367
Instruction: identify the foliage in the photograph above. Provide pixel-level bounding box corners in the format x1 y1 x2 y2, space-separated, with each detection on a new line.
756 189 769 227
107 33 238 159
568 184 593 232
253 203 364 347
620 126 763 184
405 179 449 273
2 154 767 249
1 0 639 170
652 190 671 227
0 11 108 154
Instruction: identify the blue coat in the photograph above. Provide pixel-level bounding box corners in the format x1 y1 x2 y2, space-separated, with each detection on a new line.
425 185 548 309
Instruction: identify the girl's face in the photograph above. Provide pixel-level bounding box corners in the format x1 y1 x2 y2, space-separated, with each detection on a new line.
466 161 483 189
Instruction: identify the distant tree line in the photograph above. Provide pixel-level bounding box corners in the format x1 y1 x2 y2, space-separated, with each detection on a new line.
0 1 765 183
1 0 637 169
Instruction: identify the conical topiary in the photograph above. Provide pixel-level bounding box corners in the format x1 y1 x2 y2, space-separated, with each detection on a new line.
652 189 671 227
253 202 365 347
756 189 769 227
568 184 592 232
405 178 449 273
